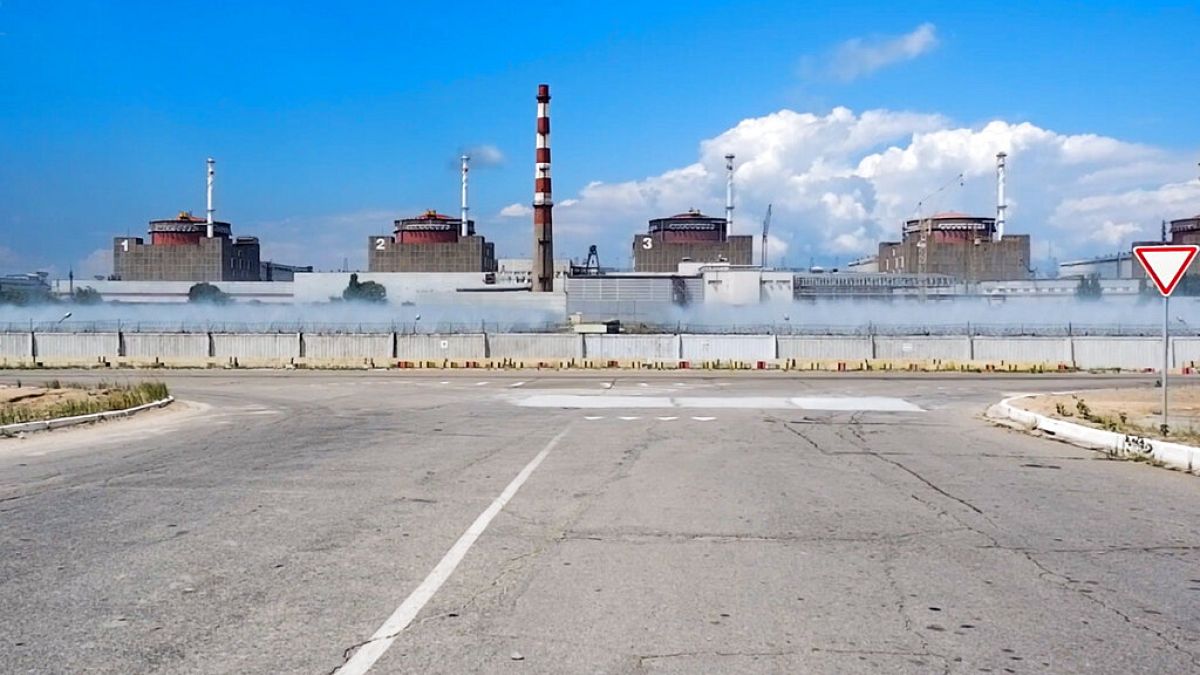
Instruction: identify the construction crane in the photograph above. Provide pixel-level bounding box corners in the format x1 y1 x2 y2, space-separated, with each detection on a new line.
912 173 964 299
760 204 773 268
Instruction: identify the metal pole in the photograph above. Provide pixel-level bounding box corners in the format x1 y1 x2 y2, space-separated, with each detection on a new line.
1163 293 1169 431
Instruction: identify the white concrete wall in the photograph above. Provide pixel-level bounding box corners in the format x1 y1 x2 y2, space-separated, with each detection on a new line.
584 334 680 360
488 334 582 360
1073 337 1159 370
303 334 393 361
0 333 32 362
701 269 762 305
212 333 301 361
972 337 1071 364
124 333 210 361
34 333 120 361
680 334 775 361
777 336 872 361
873 336 971 361
395 334 486 360
1173 338 1200 368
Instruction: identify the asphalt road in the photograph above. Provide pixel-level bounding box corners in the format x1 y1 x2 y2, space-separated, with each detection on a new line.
1 371 1198 674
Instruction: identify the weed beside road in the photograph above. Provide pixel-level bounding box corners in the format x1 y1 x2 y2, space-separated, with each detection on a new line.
0 381 169 426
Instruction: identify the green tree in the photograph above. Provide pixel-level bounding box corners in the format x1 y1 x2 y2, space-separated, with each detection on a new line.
72 286 103 305
342 273 387 303
187 282 231 304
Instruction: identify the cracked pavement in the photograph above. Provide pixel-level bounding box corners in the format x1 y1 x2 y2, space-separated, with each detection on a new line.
1 370 1198 673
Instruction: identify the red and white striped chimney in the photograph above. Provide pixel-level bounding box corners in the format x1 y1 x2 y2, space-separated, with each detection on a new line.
532 83 554 292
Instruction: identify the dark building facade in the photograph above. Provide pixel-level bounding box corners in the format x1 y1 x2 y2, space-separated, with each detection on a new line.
113 212 262 281
1130 215 1200 281
877 212 1031 282
631 209 753 273
369 210 497 273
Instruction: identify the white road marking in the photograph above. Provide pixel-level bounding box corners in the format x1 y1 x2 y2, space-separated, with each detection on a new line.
656 416 679 421
618 416 641 421
638 382 648 387
515 394 922 412
692 416 716 421
584 415 605 420
474 381 489 386
439 381 449 385
334 426 572 674
508 381 526 388
601 382 613 389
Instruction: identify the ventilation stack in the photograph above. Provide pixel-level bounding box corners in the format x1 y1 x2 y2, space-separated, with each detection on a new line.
206 157 216 238
724 153 735 230
995 152 1007 241
533 84 554 292
461 154 470 237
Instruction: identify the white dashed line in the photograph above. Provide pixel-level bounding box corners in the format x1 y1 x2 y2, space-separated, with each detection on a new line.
439 381 449 385
334 427 572 674
691 416 716 421
656 416 679 421
474 381 489 386
618 416 641 421
584 416 605 420
508 381 526 388
638 382 648 387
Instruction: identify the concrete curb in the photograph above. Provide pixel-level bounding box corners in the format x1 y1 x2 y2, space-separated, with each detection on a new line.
0 396 175 435
987 394 1199 474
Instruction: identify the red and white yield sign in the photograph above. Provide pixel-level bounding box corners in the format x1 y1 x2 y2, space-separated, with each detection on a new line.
1134 245 1199 296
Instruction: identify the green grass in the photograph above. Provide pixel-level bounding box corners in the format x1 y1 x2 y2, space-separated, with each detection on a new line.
0 381 169 426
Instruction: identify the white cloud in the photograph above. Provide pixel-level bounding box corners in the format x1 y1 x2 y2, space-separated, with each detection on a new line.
498 203 532 218
826 23 939 82
1088 221 1144 245
462 144 505 168
550 106 1199 265
76 248 112 280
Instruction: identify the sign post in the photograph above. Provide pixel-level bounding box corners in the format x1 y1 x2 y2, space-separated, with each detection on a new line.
1133 245 1199 432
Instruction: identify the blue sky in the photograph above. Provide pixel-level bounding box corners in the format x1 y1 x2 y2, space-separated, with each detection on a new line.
2 1 1199 276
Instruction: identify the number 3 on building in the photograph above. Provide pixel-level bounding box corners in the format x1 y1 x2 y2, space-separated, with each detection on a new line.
641 237 653 250
375 238 387 251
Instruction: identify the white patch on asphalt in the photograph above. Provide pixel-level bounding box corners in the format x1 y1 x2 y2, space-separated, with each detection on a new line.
790 396 924 412
515 394 922 412
334 426 572 675
601 382 613 389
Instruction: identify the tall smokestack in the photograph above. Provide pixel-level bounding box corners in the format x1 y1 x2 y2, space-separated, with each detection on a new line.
206 157 215 238
995 151 1007 241
460 154 470 237
724 153 735 230
533 84 554 292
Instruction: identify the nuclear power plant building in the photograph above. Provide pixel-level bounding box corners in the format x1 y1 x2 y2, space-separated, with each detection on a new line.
368 210 497 273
